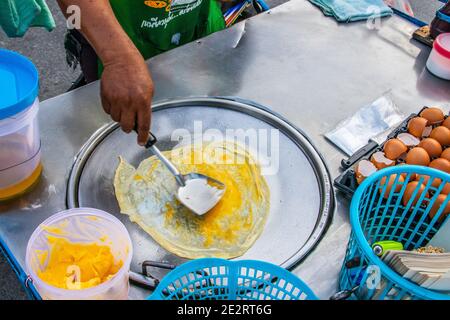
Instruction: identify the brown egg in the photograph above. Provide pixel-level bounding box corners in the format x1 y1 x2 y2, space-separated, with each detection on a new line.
430 126 450 146
437 182 450 195
443 183 450 195
407 117 428 138
420 107 445 125
403 181 429 206
429 194 450 222
415 174 441 188
379 174 404 199
383 139 407 160
355 160 377 185
429 158 450 173
370 151 395 170
416 174 450 195
398 163 417 181
441 148 450 162
418 138 442 158
443 117 450 130
436 181 450 195
405 147 430 166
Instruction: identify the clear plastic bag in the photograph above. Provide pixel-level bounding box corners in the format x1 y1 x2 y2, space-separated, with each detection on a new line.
325 94 405 156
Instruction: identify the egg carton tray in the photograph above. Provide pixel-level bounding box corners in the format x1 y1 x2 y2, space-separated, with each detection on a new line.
333 106 444 198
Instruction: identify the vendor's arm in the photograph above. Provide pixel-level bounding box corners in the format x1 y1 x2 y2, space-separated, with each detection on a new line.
57 0 153 145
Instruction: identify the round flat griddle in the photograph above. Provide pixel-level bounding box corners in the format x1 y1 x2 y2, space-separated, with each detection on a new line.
67 97 334 274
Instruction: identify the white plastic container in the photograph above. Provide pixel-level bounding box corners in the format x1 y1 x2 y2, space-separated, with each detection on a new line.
0 49 42 200
26 208 133 300
426 33 450 80
0 99 41 197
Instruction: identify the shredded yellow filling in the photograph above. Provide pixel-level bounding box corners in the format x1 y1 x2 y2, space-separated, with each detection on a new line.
37 237 123 290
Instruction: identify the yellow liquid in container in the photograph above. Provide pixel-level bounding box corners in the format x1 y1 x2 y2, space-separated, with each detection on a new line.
0 162 43 201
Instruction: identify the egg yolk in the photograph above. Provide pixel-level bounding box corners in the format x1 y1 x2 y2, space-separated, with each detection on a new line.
164 143 264 247
37 237 123 290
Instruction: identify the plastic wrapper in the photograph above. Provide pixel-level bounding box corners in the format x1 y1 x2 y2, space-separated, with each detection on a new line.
325 94 405 156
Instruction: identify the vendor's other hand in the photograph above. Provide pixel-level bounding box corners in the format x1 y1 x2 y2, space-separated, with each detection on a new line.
100 51 154 146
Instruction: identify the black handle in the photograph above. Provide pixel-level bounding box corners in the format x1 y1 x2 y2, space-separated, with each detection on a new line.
133 125 157 149
341 141 379 170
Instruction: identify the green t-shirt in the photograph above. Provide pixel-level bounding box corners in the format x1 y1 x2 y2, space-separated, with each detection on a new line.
109 0 225 60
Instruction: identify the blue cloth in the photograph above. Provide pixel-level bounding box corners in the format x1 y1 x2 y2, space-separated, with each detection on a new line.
309 0 393 22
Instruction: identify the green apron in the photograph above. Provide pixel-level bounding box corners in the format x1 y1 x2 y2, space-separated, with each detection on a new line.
99 0 225 73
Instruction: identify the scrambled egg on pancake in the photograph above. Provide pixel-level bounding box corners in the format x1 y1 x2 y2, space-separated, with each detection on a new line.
114 140 270 259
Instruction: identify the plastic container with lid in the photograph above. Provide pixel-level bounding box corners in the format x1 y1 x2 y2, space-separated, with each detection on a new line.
26 208 133 300
0 49 42 201
426 33 450 80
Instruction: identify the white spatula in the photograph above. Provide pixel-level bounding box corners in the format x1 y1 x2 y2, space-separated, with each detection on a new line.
138 130 226 216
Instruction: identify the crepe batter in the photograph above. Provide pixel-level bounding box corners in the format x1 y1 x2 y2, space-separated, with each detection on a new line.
114 140 270 259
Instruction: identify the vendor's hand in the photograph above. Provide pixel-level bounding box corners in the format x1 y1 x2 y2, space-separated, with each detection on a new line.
100 51 154 146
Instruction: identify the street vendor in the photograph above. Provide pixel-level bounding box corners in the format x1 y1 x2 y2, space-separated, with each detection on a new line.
57 0 226 145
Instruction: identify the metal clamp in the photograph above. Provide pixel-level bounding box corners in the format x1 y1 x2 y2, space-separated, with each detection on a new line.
25 275 33 288
130 260 223 298
129 260 176 290
142 260 176 277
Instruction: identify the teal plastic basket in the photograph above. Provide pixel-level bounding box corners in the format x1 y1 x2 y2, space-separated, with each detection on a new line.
148 258 318 300
340 165 450 300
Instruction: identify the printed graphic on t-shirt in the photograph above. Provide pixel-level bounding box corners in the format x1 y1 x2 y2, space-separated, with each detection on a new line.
140 0 203 29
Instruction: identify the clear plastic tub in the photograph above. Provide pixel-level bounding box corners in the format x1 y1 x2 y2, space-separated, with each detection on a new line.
26 208 133 300
0 99 42 200
0 50 42 201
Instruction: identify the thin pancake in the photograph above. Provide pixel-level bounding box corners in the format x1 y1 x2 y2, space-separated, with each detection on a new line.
114 140 270 259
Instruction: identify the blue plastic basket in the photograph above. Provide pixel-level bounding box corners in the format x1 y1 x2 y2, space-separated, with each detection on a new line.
148 258 318 300
340 165 450 300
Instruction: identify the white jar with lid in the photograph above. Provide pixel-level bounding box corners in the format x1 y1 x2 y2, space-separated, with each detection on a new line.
426 33 450 80
0 49 42 201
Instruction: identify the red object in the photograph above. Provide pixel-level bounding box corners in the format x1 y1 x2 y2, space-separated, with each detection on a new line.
433 33 450 59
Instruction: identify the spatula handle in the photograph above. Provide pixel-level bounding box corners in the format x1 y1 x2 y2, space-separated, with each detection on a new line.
145 132 157 149
133 125 157 148
144 131 158 149
149 145 186 187
133 126 186 187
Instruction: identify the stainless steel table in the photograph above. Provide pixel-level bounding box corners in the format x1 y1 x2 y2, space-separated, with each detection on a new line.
1 0 450 300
